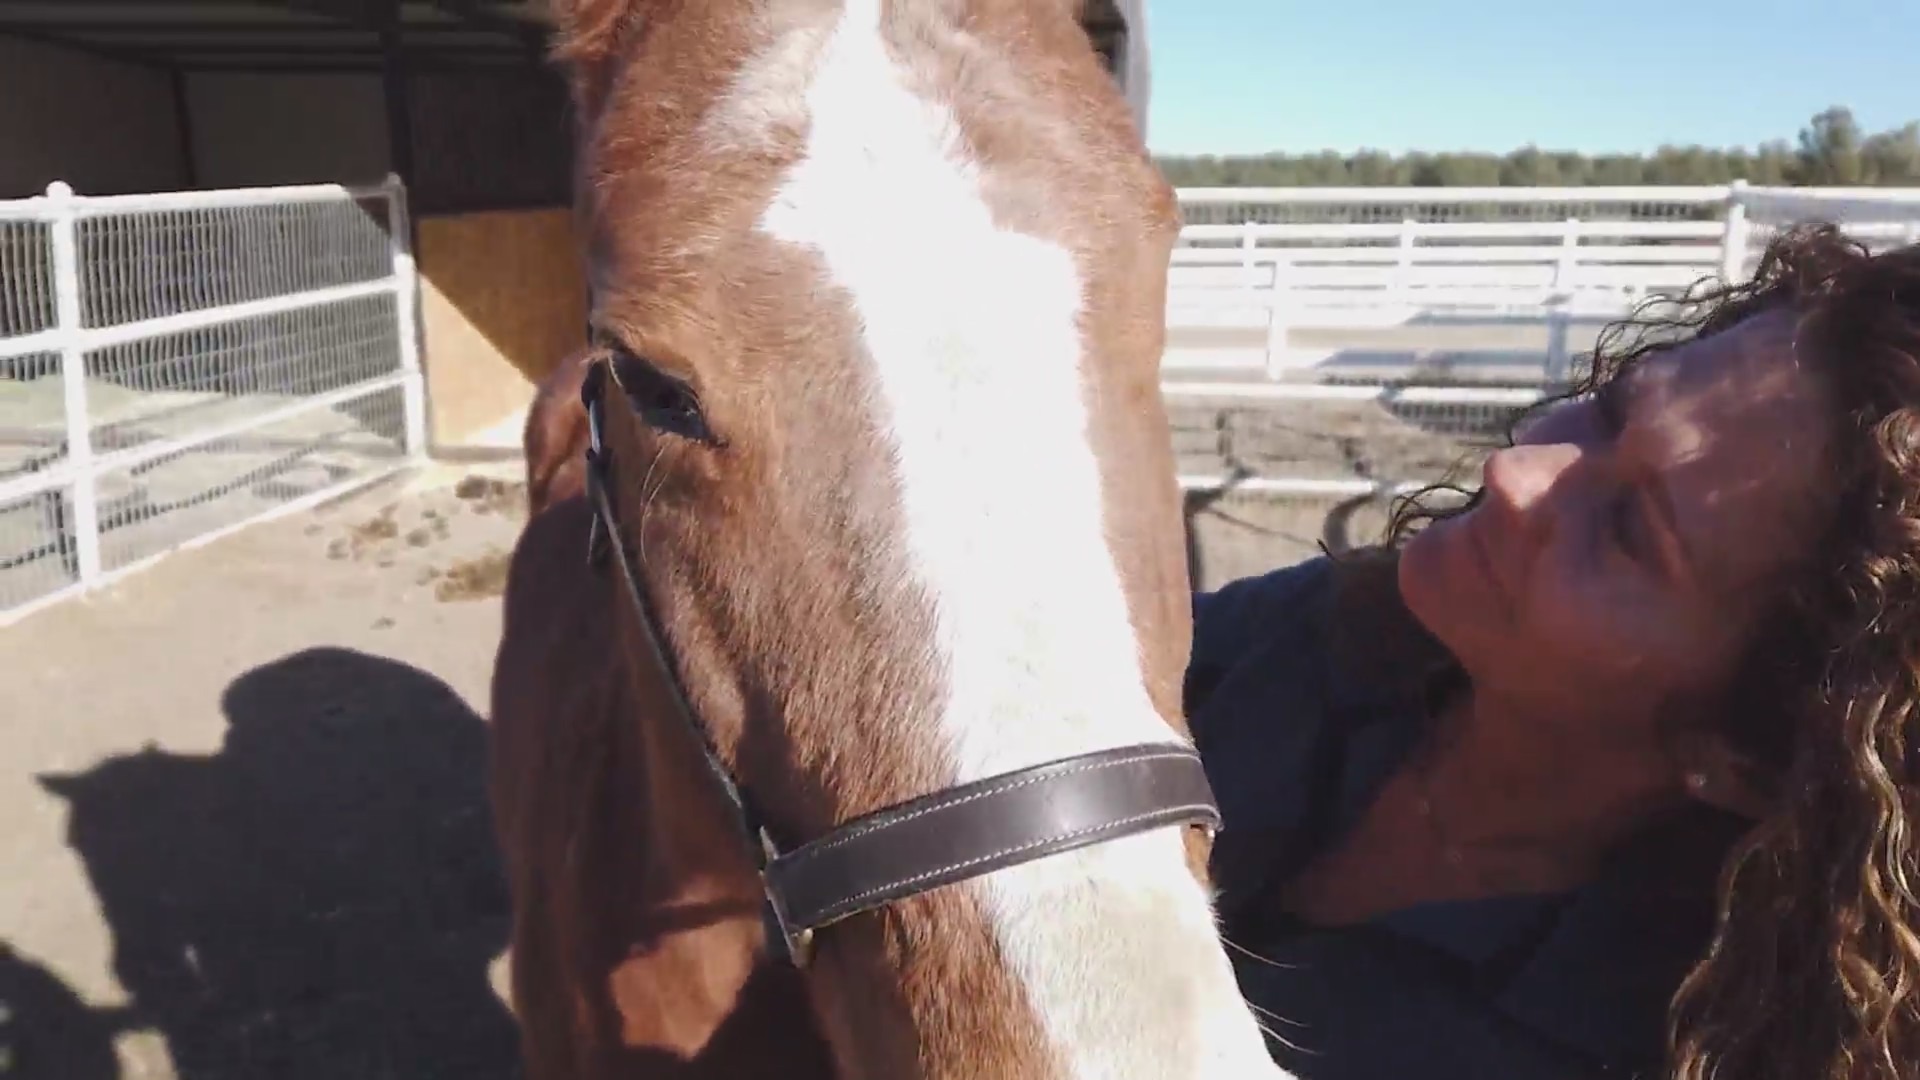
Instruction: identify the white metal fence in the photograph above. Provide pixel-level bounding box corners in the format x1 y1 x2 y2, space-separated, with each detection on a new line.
1167 182 1920 376
4 178 1916 618
0 177 426 623
1165 183 1920 498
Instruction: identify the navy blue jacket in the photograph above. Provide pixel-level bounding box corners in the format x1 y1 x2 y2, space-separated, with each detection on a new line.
1186 556 1743 1080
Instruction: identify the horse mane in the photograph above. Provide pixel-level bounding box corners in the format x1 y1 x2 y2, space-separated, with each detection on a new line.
547 0 650 124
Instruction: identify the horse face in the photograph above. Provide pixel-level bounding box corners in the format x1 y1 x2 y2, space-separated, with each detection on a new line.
555 1 1281 1076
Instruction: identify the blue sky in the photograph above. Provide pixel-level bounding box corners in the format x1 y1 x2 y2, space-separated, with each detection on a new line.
1143 0 1920 157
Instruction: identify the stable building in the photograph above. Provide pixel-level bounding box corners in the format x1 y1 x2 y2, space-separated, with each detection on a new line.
0 0 1152 455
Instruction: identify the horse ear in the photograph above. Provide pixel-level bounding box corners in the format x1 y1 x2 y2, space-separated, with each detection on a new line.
546 0 638 121
35 771 80 800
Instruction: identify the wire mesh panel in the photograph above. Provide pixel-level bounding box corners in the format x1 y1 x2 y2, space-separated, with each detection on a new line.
75 195 393 329
0 346 71 610
1169 389 1534 491
95 382 408 574
84 292 402 454
2 350 64 479
0 179 423 622
1738 187 1920 266
1 218 54 340
0 481 77 611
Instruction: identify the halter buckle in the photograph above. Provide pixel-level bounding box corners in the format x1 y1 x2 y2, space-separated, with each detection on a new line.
582 362 612 570
757 827 815 967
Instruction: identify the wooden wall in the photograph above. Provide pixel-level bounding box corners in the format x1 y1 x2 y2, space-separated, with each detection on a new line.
416 207 586 450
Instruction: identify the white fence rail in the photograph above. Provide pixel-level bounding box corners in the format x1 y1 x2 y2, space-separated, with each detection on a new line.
1165 183 1920 498
0 176 426 623
4 180 1916 613
1165 182 1920 384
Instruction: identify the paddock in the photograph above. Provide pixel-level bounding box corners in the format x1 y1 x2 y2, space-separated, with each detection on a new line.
3 2 1920 1073
5 182 1920 1077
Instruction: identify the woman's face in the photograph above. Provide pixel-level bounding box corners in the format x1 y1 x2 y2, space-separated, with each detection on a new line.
1399 307 1837 733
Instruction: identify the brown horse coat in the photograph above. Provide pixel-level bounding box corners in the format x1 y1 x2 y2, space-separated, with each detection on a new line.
492 352 837 1078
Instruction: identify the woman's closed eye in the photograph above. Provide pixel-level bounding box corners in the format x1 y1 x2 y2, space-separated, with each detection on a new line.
1590 372 1691 581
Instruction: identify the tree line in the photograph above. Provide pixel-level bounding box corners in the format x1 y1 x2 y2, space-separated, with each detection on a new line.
1155 107 1920 188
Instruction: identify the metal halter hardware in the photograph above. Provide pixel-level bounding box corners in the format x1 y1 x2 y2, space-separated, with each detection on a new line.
579 358 1223 966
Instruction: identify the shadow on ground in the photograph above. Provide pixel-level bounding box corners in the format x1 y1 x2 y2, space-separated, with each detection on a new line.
0 940 124 1079
34 647 520 1080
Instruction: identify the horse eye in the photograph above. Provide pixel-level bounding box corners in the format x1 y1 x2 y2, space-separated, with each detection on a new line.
610 349 720 446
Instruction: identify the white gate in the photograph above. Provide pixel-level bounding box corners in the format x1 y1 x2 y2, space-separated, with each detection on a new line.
0 176 426 624
1165 183 1920 381
1163 184 1920 498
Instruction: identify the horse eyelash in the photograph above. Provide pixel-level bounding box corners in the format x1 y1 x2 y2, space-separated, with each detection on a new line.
609 348 723 447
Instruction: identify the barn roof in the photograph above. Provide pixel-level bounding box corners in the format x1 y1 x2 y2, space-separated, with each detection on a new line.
0 0 546 73
0 0 1137 77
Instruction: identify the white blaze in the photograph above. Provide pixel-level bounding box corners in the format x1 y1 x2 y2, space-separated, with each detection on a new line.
747 1 1286 1076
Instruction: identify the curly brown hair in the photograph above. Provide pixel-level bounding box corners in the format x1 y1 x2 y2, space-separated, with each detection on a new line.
1382 225 1920 1080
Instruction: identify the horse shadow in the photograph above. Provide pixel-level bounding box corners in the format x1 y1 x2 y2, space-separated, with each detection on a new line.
0 941 124 1080
35 646 521 1080
1182 468 1250 588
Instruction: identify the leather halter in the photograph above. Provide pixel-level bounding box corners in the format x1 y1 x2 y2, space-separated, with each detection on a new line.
579 358 1222 966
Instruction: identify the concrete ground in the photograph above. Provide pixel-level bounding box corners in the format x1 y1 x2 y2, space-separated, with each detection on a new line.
0 385 1511 1079
1162 313 1616 380
0 374 408 613
0 461 528 1080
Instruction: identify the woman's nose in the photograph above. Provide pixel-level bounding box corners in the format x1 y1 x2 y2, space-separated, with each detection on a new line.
1483 441 1585 520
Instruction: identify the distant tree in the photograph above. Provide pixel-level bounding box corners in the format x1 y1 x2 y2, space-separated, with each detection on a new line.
1587 154 1646 185
1428 154 1503 187
1500 146 1564 186
1796 105 1866 184
1155 107 1920 188
1862 122 1920 185
1346 149 1407 186
1645 145 1722 185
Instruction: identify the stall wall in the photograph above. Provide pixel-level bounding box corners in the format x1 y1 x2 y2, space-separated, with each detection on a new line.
408 70 573 215
0 36 186 197
183 73 391 190
416 207 587 450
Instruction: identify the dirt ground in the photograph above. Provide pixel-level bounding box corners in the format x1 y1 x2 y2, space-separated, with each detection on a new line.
1170 391 1513 587
0 390 1513 1079
0 461 530 1080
